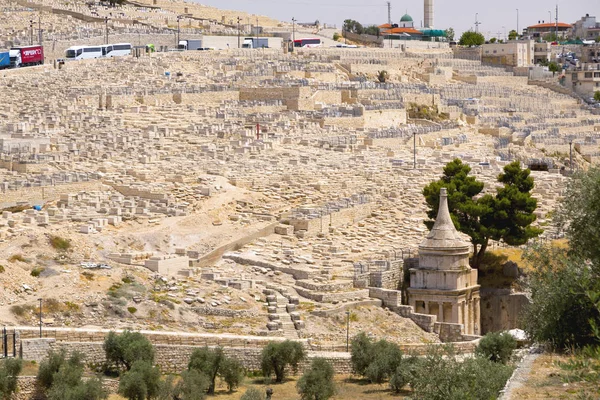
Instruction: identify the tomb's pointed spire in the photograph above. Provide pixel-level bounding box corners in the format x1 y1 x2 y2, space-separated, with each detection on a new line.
419 187 470 250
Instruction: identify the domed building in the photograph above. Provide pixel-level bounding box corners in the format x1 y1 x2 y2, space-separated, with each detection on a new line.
399 13 414 28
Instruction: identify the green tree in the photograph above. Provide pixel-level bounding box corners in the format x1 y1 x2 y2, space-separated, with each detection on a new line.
219 357 244 392
445 27 455 41
104 330 155 371
187 346 242 394
596 36 600 43
174 369 209 400
343 19 363 35
508 29 518 40
118 361 161 400
261 340 306 383
47 364 106 400
489 37 497 43
424 160 541 267
350 332 372 376
522 244 600 349
333 32 340 41
389 356 420 393
365 340 403 384
0 358 22 398
543 32 558 42
363 25 380 36
296 358 336 400
475 332 517 364
594 91 600 102
458 31 485 46
548 61 561 76
37 350 84 390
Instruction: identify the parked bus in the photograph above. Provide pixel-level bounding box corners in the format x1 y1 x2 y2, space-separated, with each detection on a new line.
293 38 322 48
102 43 132 57
65 45 103 60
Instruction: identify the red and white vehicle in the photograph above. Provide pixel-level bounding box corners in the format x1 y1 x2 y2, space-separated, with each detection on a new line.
293 38 322 48
9 45 44 68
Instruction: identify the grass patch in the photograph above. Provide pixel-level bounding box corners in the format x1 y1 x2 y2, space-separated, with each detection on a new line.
49 235 71 251
8 254 28 263
108 282 146 300
127 307 138 314
81 271 95 280
30 267 45 277
10 304 36 317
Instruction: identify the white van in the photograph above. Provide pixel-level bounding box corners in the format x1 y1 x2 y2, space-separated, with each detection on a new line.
102 43 132 57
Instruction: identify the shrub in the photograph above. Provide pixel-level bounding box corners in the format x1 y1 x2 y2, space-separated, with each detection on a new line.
410 346 513 400
127 307 138 314
0 265 5 273
240 387 264 400
365 339 403 384
8 254 27 263
476 331 517 364
31 267 45 277
332 32 340 41
0 358 23 398
104 331 155 371
174 369 209 400
389 355 421 393
350 332 372 376
261 340 306 383
37 349 83 390
297 358 336 400
49 236 71 251
219 357 244 392
47 362 106 400
118 360 161 400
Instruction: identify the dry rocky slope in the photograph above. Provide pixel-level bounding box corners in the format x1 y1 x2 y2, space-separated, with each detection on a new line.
0 0 598 349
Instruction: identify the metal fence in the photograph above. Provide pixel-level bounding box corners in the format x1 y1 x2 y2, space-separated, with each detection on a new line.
0 328 17 358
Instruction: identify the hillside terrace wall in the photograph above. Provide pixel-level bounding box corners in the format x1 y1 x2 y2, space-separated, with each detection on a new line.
288 203 372 235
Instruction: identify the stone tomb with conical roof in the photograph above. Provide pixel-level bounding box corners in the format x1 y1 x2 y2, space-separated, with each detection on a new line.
407 188 480 336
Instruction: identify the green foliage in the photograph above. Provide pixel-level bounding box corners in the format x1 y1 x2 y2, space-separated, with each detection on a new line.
595 91 600 102
0 265 5 273
240 387 264 400
596 36 600 43
8 254 27 263
104 331 155 371
475 332 517 364
47 364 106 400
296 358 336 400
0 358 22 398
49 235 71 251
458 31 485 46
350 332 372 376
188 346 242 394
363 25 380 36
445 27 455 41
219 357 244 392
508 29 518 40
376 70 388 83
118 360 161 400
548 61 561 75
31 267 45 277
410 346 513 400
522 244 600 349
389 355 421 393
557 167 600 268
261 340 306 383
37 349 83 390
174 369 209 400
489 37 497 43
332 32 340 41
127 307 137 314
423 160 541 267
350 333 405 385
343 19 363 34
543 32 558 42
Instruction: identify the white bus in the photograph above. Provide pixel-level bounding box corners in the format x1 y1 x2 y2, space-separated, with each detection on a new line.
293 38 322 48
102 43 132 57
64 45 103 60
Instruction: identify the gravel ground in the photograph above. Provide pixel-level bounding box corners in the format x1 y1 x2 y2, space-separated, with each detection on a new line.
499 346 544 400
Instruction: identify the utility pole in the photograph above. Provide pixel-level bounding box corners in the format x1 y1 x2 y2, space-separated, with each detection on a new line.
516 9 519 37
237 17 241 48
569 140 573 172
474 13 482 34
292 17 296 52
387 1 391 26
38 13 42 45
413 132 417 169
29 20 33 45
555 4 559 40
177 15 181 47
38 298 42 338
104 16 109 45
256 17 259 46
345 311 350 352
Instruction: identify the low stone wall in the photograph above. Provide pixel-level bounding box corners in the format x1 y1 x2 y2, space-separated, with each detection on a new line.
294 287 370 303
369 287 402 308
393 305 437 332
222 254 318 280
13 376 119 400
310 299 383 317
19 339 352 375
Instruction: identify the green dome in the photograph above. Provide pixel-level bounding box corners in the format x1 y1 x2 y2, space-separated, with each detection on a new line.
400 14 413 22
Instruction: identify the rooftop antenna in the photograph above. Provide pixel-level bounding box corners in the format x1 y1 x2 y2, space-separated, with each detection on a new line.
474 13 481 33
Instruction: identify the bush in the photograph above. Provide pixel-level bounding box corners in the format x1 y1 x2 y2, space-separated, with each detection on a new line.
127 307 137 314
31 267 45 277
476 331 517 364
332 32 340 41
47 364 106 400
240 387 264 400
389 355 421 393
49 236 71 251
410 346 513 400
37 349 83 390
8 254 27 263
350 332 372 376
0 265 5 273
350 333 404 384
297 358 336 400
118 360 161 400
174 369 209 400
0 358 23 398
219 357 244 392
104 331 155 371
522 244 600 349
261 340 306 383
